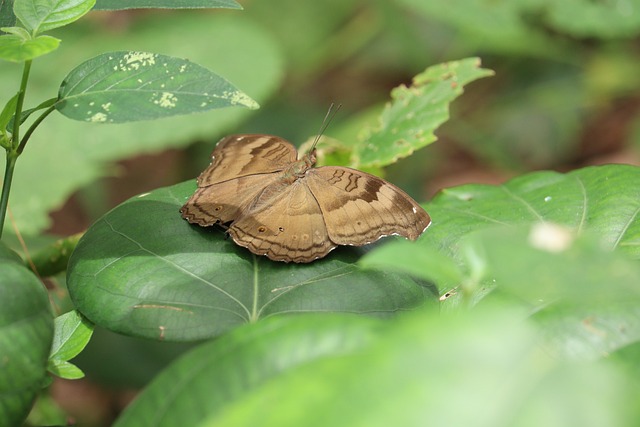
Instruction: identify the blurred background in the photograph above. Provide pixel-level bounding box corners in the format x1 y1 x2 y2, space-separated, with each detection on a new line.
2 0 640 240
4 0 640 425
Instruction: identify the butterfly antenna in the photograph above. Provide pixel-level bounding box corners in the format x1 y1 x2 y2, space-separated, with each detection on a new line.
310 103 342 152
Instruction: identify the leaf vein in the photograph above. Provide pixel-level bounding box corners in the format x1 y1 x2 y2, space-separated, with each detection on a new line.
102 217 251 319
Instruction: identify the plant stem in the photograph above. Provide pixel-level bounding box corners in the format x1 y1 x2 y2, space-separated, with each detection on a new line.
0 60 33 239
18 105 55 155
11 60 32 148
0 152 18 239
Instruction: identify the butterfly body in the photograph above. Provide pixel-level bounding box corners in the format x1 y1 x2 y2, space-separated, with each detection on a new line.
180 134 430 263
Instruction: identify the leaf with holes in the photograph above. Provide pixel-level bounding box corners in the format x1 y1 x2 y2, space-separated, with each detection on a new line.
355 57 493 168
66 182 437 342
56 51 258 123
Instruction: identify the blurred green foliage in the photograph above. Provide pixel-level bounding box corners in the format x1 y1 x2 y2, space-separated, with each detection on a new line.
3 0 640 235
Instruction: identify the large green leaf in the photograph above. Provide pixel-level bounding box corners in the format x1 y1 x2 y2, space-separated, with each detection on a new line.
67 181 437 341
94 0 242 9
195 308 635 427
56 51 258 123
425 164 640 258
0 11 283 235
355 58 493 168
14 0 95 33
113 314 380 427
0 243 54 427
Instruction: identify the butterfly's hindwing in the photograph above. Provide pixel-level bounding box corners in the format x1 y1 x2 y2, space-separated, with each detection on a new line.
307 167 431 245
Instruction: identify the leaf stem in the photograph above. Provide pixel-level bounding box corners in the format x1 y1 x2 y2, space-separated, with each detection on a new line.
11 60 32 148
18 104 55 155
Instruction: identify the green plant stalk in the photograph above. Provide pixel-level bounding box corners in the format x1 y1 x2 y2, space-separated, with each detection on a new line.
0 60 33 238
0 151 18 238
18 105 55 155
11 60 32 146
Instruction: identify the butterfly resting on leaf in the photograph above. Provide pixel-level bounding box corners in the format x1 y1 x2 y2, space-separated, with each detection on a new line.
180 134 430 263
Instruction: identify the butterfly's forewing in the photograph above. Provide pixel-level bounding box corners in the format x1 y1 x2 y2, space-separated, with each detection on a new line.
180 173 282 226
197 135 299 186
228 181 336 263
307 167 431 245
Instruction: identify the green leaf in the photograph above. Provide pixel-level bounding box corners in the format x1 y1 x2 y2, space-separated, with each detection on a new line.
359 238 464 287
66 182 437 341
14 0 95 33
0 1 17 28
47 360 85 379
355 58 493 168
362 165 640 358
56 51 259 123
425 164 640 258
47 310 94 379
113 314 380 427
94 0 241 10
0 243 54 427
469 224 640 360
196 308 635 427
0 92 18 136
0 33 59 61
1 25 29 37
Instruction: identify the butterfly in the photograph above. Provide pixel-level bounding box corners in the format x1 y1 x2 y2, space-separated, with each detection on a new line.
180 134 430 263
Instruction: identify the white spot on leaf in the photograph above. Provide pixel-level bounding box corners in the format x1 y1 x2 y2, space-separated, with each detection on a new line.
152 92 178 108
117 52 157 71
89 112 108 122
218 90 259 108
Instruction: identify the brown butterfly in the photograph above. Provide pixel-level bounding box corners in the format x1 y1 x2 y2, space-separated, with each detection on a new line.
180 135 430 263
